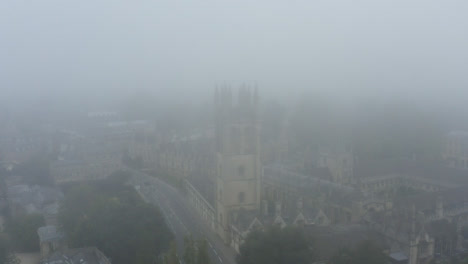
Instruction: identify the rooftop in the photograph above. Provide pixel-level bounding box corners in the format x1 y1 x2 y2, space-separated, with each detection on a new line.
37 225 65 243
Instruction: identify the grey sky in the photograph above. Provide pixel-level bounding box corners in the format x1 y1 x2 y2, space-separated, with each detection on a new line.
1 0 467 111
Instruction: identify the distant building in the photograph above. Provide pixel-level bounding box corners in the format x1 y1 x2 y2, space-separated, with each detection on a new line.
0 130 54 164
156 131 214 180
37 225 66 259
163 89 468 264
229 198 331 252
214 86 262 244
7 184 63 223
443 131 468 169
318 144 354 184
51 159 121 183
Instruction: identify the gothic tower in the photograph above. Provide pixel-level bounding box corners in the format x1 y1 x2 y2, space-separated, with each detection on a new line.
214 84 262 244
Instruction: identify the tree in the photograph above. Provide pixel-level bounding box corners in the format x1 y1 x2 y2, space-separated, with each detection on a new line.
329 240 387 264
13 156 53 186
58 178 173 264
122 150 144 169
0 235 19 264
196 239 211 264
163 241 179 264
6 213 45 252
183 235 197 264
183 235 211 264
237 227 314 264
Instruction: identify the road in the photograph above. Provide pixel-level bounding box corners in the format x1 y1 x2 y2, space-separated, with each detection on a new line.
128 170 236 264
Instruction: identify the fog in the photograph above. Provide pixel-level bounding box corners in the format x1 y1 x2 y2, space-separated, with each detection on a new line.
1 0 468 111
2 2 468 264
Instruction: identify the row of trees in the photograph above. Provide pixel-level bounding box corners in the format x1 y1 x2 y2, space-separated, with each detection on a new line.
162 235 211 264
5 214 45 252
329 240 387 264
122 150 144 169
237 227 314 264
58 171 173 264
237 226 389 264
0 235 19 264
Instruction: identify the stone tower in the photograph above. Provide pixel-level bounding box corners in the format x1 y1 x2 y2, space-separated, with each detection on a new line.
214 85 262 244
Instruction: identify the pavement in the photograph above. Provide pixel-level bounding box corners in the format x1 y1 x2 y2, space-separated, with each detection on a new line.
129 170 237 264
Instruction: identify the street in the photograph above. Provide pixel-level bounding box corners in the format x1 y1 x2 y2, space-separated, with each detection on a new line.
128 170 237 264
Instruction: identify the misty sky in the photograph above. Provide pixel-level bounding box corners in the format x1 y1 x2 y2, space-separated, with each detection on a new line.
1 0 467 111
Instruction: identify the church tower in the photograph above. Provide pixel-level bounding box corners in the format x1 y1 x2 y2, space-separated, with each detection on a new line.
214 84 262 244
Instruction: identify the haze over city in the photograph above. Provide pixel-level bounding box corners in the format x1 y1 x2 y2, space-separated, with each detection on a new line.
2 0 468 109
1 1 468 264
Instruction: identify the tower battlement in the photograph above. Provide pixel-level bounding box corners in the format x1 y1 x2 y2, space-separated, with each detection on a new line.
214 84 262 245
215 84 259 122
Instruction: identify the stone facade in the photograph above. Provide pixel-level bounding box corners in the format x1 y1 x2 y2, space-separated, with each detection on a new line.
214 86 262 244
443 131 468 170
318 145 354 184
153 91 468 264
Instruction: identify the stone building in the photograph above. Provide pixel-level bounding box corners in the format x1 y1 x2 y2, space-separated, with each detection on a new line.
6 184 63 222
37 225 66 259
50 159 121 183
214 85 262 244
356 158 468 263
156 131 214 180
317 144 354 184
262 164 361 225
228 197 331 252
159 89 468 263
443 131 468 170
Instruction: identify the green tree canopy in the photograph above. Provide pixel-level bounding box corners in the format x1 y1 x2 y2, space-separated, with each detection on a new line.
13 156 53 186
329 240 387 264
0 234 20 264
196 239 211 264
122 150 144 169
183 235 197 264
6 213 45 252
163 241 179 264
183 235 211 264
58 176 173 264
237 227 314 264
